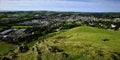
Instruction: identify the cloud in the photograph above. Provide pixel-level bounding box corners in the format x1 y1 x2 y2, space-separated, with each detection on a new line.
0 0 120 12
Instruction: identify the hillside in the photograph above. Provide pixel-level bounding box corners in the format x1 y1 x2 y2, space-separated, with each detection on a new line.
14 26 120 60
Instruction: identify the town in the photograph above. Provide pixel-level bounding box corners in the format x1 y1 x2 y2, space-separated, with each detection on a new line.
0 12 120 44
0 11 120 60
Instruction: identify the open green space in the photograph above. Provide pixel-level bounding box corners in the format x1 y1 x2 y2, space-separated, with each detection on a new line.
11 26 33 29
17 26 120 60
0 26 4 31
0 42 17 55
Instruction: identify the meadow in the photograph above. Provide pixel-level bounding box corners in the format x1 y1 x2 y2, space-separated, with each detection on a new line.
0 42 16 55
16 26 120 60
11 26 33 29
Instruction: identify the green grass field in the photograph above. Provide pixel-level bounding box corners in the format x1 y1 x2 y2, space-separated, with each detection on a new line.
11 26 33 29
0 26 4 31
1 26 120 60
15 26 120 60
0 42 17 55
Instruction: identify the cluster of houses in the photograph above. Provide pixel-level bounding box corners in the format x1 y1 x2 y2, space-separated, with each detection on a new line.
17 14 120 30
19 19 50 26
0 14 120 43
0 29 27 43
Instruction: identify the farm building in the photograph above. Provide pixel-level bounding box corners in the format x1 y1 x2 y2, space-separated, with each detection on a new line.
0 29 13 35
0 29 27 43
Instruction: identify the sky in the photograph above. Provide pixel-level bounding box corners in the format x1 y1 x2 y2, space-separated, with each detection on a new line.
0 0 120 12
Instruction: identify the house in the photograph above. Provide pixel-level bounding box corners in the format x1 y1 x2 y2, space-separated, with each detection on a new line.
0 29 13 35
119 28 120 30
111 24 116 28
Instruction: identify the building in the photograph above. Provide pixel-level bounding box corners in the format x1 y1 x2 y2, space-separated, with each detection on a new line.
0 29 13 35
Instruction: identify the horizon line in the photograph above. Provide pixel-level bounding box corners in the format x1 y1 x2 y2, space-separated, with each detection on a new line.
0 10 120 13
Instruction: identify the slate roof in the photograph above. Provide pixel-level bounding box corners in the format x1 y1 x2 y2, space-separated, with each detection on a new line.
0 29 13 35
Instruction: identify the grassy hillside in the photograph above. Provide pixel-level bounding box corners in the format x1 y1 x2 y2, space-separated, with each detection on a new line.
42 26 120 52
0 42 17 55
11 26 33 29
7 26 120 60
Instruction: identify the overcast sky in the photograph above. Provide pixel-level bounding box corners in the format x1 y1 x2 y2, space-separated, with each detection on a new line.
0 0 120 12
